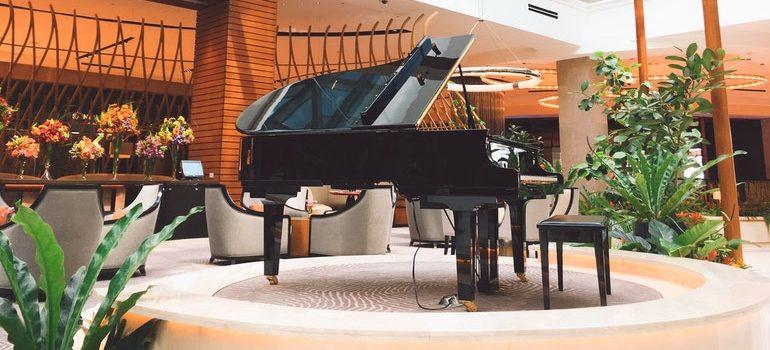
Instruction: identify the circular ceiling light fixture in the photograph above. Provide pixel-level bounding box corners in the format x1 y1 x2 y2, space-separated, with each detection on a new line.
446 66 542 92
538 95 559 109
649 74 767 90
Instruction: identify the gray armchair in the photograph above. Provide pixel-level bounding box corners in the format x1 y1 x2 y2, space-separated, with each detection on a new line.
101 190 162 274
310 186 395 256
0 185 104 289
206 186 289 264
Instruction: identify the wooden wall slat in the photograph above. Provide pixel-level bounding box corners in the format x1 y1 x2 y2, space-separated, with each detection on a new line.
188 0 277 200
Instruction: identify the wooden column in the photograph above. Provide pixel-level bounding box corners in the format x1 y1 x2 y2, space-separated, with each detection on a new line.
189 0 277 201
467 92 506 134
702 0 742 260
633 0 649 82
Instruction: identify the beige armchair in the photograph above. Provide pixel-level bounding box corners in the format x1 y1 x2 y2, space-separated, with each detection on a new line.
0 185 104 289
207 186 289 264
309 186 395 256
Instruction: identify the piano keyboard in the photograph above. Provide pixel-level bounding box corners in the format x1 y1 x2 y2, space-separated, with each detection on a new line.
520 175 559 185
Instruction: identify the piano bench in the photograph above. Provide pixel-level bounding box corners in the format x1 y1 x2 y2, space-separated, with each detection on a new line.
536 215 610 310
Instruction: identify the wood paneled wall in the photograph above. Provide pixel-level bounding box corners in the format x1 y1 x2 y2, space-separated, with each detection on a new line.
189 0 277 200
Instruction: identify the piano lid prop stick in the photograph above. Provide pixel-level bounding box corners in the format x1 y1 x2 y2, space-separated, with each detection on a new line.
457 64 476 129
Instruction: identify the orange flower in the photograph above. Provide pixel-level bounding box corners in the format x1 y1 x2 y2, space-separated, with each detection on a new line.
5 135 40 159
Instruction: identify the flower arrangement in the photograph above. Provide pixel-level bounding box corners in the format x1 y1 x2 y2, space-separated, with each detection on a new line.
158 116 194 178
95 104 140 137
69 134 105 179
31 118 71 179
95 104 140 178
135 134 167 180
69 135 105 161
158 116 194 145
5 135 40 178
30 118 71 143
0 95 16 132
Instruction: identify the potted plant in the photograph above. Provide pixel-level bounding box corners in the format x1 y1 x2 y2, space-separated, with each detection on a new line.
571 43 742 238
0 202 203 349
0 92 16 132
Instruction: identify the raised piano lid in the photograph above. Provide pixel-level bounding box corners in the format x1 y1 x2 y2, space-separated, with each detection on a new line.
235 35 475 135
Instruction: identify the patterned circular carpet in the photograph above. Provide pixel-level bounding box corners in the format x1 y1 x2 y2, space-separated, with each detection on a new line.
214 261 662 312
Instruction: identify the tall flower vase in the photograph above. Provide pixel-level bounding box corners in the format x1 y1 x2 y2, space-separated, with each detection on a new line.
17 159 27 179
170 144 181 180
144 158 155 181
41 143 53 180
111 136 122 180
80 160 90 180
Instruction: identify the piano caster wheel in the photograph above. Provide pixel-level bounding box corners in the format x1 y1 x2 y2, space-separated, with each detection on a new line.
459 300 477 312
516 273 528 283
266 275 279 285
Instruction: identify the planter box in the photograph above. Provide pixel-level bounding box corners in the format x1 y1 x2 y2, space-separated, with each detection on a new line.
704 216 770 243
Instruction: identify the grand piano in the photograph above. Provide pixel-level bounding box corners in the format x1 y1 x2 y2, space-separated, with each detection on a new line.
237 34 563 311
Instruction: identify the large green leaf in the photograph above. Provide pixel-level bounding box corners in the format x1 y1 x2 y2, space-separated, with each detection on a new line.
58 204 145 350
0 230 42 348
12 205 66 350
674 220 722 246
0 298 35 350
81 206 203 350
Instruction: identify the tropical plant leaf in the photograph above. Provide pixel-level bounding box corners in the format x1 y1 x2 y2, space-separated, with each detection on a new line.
58 204 145 350
0 298 35 350
12 204 66 350
81 206 203 350
0 230 42 348
89 289 148 349
674 220 722 246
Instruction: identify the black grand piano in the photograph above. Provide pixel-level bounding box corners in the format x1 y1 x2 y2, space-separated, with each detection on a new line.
237 35 563 311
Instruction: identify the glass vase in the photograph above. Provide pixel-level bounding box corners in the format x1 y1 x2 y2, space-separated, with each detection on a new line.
111 135 122 180
17 159 27 179
144 158 155 181
80 160 90 180
41 143 53 180
170 144 180 180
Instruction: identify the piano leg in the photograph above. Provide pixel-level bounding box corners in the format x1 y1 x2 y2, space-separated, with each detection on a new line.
477 205 500 293
508 199 528 282
453 210 477 312
262 199 284 285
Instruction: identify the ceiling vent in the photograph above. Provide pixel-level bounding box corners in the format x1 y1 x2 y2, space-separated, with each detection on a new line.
528 4 558 19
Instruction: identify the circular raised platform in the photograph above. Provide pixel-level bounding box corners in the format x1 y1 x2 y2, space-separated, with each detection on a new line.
115 248 770 350
214 261 661 312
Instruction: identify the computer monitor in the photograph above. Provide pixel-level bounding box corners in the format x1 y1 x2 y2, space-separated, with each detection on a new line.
181 160 204 179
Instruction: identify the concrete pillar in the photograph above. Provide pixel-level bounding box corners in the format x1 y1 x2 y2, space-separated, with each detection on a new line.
188 0 277 200
556 57 607 191
467 91 506 135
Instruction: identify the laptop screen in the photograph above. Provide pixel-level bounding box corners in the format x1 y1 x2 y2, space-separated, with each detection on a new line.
181 160 204 179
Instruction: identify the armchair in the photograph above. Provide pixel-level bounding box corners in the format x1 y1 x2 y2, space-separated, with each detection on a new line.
207 186 289 264
309 186 395 256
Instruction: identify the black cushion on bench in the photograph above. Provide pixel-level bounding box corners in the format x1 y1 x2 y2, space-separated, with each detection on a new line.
537 215 607 229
